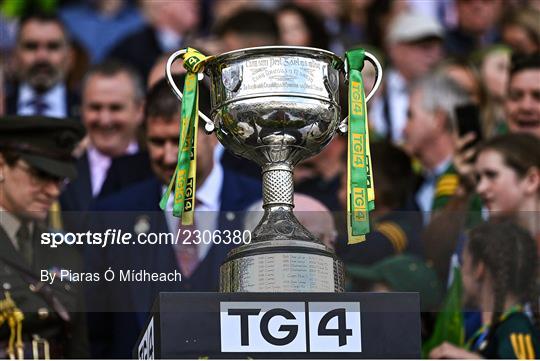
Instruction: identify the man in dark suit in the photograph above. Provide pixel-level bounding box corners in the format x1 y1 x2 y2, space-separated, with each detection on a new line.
106 0 200 80
60 61 153 223
5 14 80 118
0 116 88 358
213 8 280 181
444 0 502 58
85 76 261 358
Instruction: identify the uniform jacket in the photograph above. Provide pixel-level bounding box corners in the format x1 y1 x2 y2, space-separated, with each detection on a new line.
0 222 89 358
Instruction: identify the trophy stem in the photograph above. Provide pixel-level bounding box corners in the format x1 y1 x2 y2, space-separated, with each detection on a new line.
262 163 294 209
250 162 319 244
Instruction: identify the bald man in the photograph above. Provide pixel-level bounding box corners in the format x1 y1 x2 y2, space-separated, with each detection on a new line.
244 193 337 250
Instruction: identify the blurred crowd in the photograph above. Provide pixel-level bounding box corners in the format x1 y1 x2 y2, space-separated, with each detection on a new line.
1 0 540 359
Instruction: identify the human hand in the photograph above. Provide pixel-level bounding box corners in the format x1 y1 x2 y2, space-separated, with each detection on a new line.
453 132 478 193
72 135 90 158
429 342 482 359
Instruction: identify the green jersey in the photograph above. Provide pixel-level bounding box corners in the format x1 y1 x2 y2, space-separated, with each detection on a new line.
469 312 540 359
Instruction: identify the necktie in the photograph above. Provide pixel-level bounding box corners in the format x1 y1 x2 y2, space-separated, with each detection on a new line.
174 224 199 278
29 96 49 115
174 199 201 278
16 222 33 266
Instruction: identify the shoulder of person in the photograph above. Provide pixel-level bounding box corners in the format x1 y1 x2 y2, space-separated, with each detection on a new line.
221 169 262 208
108 25 155 54
91 177 161 212
493 312 540 359
496 312 539 336
373 219 408 254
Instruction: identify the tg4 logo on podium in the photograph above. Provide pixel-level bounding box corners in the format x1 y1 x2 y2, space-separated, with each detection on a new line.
220 302 362 353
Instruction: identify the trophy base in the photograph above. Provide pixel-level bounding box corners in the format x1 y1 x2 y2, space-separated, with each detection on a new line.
220 240 344 292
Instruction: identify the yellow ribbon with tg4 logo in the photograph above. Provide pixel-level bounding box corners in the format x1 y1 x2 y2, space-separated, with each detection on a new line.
345 48 375 244
159 48 212 225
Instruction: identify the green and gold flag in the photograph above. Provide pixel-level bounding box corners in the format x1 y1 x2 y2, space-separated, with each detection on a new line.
422 266 465 358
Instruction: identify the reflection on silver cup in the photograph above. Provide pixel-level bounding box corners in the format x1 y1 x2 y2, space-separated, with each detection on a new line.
167 46 382 292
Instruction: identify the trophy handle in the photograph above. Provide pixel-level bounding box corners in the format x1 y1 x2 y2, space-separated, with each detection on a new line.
166 49 215 133
363 51 383 103
337 51 383 134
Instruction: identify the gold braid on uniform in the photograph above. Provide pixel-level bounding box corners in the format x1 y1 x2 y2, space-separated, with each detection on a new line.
0 292 25 359
48 201 63 231
374 221 407 253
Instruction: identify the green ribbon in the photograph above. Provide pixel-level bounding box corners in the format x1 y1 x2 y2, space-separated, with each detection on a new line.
160 48 209 225
345 48 375 244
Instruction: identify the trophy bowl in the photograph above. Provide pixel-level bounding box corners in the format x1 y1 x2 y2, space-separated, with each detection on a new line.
166 46 382 292
207 46 343 166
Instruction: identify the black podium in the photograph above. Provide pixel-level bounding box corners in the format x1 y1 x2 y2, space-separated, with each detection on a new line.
135 292 420 359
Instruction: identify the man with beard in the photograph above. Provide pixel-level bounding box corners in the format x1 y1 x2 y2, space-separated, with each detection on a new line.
84 76 261 358
5 14 79 118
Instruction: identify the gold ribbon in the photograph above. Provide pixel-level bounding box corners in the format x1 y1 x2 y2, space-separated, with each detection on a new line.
160 48 213 225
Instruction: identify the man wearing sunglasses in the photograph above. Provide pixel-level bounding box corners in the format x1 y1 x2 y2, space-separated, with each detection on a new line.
0 115 88 358
5 14 79 118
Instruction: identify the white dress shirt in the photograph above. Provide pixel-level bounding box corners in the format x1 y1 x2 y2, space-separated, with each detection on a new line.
369 69 409 143
416 157 452 223
156 27 183 52
87 142 138 196
164 152 224 262
17 83 67 118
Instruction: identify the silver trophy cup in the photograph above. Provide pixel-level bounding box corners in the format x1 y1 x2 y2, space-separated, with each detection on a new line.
166 46 382 292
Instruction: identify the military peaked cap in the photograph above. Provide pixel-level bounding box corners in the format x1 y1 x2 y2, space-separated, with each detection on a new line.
0 116 85 179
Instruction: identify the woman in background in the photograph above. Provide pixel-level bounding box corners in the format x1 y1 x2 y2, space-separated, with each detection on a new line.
474 133 540 247
473 45 512 136
430 222 539 359
501 7 540 56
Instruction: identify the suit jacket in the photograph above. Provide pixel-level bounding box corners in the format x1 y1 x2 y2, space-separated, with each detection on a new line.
221 149 262 181
60 151 153 231
5 83 81 118
106 25 164 81
444 27 500 58
0 222 88 358
84 171 261 358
